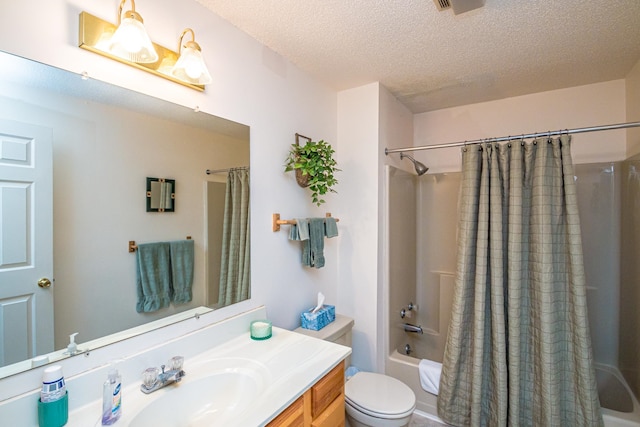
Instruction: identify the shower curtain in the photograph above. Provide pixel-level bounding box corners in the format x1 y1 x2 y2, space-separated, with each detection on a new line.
218 168 250 306
437 136 603 426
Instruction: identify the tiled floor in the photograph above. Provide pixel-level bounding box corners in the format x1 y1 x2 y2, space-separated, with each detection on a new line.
409 411 449 426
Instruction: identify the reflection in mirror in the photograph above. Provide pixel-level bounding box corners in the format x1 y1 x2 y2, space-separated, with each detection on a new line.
0 50 250 379
206 167 250 307
147 177 175 212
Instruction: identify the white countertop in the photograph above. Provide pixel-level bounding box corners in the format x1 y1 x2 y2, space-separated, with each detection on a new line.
68 327 350 426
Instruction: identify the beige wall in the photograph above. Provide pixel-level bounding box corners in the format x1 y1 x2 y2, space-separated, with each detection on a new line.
413 80 627 173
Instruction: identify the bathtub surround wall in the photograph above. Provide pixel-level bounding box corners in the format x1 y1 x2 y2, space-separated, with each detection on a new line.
385 167 418 357
620 155 640 400
623 62 640 401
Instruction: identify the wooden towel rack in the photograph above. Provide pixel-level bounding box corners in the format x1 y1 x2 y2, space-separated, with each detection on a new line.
272 213 339 232
129 236 192 253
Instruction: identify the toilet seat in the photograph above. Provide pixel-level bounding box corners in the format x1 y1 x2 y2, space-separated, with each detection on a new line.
345 372 416 419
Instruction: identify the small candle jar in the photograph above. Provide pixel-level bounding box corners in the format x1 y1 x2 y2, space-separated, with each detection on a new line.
250 320 272 340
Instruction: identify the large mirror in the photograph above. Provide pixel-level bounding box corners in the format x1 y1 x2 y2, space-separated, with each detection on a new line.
0 51 250 378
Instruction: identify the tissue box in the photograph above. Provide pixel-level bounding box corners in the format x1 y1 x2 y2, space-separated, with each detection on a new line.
300 305 335 331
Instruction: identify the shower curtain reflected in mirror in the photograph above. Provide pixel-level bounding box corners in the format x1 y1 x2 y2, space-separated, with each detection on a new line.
437 135 603 426
218 168 251 306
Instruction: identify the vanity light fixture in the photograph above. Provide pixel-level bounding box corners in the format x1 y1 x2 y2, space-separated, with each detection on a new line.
109 0 158 63
171 28 212 85
79 3 207 91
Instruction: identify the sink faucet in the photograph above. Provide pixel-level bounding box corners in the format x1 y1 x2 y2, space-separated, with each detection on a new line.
140 356 186 394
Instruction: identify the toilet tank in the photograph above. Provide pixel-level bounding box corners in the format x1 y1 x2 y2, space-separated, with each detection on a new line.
294 314 354 366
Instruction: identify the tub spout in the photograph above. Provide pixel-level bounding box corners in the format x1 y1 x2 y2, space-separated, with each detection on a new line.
403 323 423 334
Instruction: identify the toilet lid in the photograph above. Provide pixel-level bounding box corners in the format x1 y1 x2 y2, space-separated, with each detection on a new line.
345 372 416 418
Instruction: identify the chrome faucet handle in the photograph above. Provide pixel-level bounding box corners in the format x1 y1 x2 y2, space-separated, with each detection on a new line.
168 356 184 371
142 367 160 389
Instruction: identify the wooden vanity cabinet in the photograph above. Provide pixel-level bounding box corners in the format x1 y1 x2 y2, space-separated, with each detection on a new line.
267 362 345 427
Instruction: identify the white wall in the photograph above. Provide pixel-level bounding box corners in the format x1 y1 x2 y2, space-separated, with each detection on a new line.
0 0 339 335
413 80 627 173
333 82 416 372
336 83 380 371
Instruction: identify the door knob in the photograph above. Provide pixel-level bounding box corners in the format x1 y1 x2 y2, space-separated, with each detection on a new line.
38 278 52 288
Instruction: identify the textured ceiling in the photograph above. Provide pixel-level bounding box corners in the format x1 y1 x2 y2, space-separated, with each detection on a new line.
195 0 640 113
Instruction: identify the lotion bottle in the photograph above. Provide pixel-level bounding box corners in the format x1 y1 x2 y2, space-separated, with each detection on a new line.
101 367 122 425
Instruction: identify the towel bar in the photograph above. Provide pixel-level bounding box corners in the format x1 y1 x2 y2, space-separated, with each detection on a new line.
129 236 192 253
272 213 339 232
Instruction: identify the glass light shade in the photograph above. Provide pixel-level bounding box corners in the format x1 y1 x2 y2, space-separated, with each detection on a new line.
172 46 212 85
109 16 158 63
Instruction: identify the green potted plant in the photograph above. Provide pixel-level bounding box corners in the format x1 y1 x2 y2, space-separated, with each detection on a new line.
284 139 339 206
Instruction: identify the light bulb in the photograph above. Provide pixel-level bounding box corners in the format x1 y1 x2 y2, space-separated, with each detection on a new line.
108 12 158 63
183 50 204 79
117 19 144 53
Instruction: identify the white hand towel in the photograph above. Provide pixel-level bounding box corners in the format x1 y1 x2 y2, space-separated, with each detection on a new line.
418 359 442 395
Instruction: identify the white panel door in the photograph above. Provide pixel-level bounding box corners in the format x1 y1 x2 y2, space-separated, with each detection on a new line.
0 119 53 367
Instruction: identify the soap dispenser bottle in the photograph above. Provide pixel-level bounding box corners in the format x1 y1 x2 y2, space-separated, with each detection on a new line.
66 333 78 355
101 367 122 425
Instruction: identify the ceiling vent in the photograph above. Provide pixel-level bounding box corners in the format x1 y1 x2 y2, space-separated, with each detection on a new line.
432 0 451 11
433 0 485 15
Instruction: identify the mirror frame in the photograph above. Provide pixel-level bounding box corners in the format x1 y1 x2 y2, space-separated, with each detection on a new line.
146 177 176 212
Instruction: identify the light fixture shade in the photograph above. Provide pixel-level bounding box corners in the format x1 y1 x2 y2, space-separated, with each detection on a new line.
109 13 158 63
172 44 212 85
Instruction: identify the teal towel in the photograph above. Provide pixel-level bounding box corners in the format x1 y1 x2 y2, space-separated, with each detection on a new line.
136 242 172 313
303 218 324 268
288 218 310 241
297 219 310 240
325 217 339 238
170 239 194 304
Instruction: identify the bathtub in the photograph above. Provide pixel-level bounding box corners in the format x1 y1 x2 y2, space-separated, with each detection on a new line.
386 349 640 426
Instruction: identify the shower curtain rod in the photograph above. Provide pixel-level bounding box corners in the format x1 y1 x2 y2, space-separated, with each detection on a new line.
384 121 640 155
205 166 249 175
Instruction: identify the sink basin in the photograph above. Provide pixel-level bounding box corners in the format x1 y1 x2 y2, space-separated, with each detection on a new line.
129 362 269 427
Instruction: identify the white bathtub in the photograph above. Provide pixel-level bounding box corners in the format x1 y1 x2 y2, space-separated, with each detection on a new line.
386 350 640 426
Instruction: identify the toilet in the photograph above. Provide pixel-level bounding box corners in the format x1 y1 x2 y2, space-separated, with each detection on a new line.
295 315 416 427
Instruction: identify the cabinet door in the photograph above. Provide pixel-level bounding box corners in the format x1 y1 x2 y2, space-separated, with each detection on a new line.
267 394 306 427
311 363 344 418
311 392 344 427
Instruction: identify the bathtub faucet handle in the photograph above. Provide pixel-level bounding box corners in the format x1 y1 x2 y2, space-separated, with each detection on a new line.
403 323 423 334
